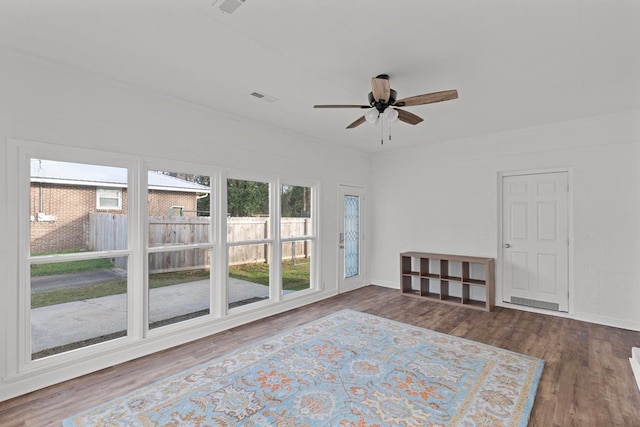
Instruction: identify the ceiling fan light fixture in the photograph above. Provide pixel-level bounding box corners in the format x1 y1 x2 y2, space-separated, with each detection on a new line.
384 107 399 123
365 107 379 124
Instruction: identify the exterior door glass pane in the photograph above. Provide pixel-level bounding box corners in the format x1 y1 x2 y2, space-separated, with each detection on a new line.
344 194 360 278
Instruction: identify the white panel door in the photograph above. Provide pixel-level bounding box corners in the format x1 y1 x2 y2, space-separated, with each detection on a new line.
502 172 569 311
338 185 365 292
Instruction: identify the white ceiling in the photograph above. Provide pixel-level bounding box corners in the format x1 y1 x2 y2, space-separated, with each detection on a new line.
0 0 638 153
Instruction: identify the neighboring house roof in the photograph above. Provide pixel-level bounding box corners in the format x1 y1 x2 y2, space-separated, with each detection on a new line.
30 159 210 193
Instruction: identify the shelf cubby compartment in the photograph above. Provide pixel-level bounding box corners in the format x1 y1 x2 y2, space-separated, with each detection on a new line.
420 277 439 298
401 255 419 276
400 252 495 311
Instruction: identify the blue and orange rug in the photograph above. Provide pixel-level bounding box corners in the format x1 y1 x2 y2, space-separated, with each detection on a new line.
63 310 543 426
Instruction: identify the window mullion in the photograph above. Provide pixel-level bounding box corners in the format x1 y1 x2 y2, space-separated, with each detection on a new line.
272 179 282 301
129 160 145 341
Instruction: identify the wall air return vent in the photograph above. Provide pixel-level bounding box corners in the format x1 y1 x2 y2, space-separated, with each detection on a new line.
510 296 560 311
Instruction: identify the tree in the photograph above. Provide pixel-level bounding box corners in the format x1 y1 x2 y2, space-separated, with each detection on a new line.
281 185 309 218
227 179 269 217
193 175 210 216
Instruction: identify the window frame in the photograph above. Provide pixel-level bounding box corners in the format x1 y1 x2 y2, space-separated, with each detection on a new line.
144 161 217 335
8 139 320 379
96 187 123 210
224 172 275 313
14 143 140 372
279 181 317 297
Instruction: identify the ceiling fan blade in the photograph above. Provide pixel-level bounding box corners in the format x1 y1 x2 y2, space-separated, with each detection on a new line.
371 76 391 102
394 90 458 107
346 116 366 129
314 104 369 108
396 108 424 125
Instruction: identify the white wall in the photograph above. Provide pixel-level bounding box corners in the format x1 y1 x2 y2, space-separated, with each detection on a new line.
3 44 640 400
0 49 370 400
369 110 640 331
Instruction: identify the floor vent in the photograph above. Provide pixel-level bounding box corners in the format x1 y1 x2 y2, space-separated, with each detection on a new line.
510 296 559 311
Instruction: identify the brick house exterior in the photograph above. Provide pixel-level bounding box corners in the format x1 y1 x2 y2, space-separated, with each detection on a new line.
30 160 208 254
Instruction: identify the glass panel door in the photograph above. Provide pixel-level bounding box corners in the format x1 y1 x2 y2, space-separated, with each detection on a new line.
338 185 365 292
343 194 360 278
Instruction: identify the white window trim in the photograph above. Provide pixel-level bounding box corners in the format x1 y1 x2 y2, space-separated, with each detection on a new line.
279 180 318 299
3 139 322 402
11 141 139 376
224 172 276 314
143 161 217 337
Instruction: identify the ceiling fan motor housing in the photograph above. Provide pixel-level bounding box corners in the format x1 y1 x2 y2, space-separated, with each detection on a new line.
368 89 397 112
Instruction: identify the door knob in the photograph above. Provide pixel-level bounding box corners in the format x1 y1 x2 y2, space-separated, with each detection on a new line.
504 243 511 248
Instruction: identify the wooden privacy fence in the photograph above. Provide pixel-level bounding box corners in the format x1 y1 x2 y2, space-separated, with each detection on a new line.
89 213 128 269
89 213 310 272
148 216 210 247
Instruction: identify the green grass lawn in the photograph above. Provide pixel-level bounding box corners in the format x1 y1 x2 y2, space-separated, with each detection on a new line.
229 259 311 291
31 269 210 308
31 259 310 308
31 257 114 277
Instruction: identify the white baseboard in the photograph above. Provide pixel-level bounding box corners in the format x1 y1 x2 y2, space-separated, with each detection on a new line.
369 280 398 289
491 303 640 332
630 348 640 392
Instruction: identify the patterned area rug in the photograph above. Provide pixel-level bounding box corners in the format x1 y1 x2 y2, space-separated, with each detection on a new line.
63 310 543 426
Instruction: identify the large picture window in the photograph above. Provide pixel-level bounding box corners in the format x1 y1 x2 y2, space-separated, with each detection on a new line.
146 168 213 330
29 158 130 360
227 178 272 309
280 184 313 294
14 142 318 374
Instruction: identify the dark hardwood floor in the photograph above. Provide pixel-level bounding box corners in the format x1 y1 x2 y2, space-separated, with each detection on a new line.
1 285 639 426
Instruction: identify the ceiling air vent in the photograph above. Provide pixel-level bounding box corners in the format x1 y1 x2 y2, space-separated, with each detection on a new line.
250 91 279 103
218 0 246 14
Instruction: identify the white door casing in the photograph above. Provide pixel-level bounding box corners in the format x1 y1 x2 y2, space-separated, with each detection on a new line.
501 172 569 312
338 185 365 292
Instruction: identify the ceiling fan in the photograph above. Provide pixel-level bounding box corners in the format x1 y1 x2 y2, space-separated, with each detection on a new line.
314 74 458 129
